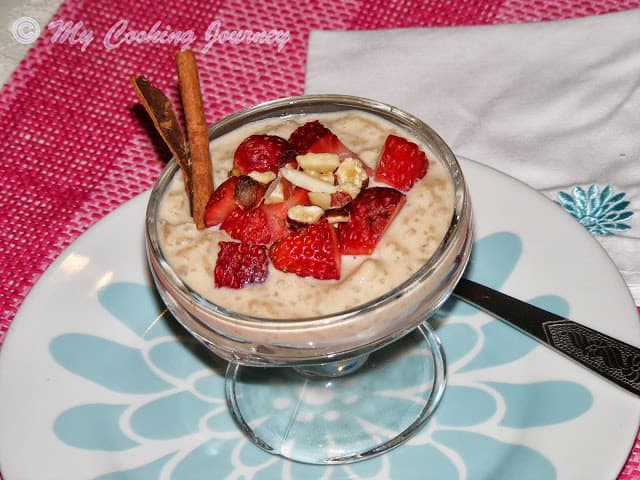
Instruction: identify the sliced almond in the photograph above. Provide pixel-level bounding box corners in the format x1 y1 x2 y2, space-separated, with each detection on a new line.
280 168 338 194
264 176 286 204
288 205 325 225
306 170 336 184
296 153 340 173
335 157 369 189
248 170 277 184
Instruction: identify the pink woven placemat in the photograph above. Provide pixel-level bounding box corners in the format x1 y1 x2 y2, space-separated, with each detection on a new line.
0 0 638 478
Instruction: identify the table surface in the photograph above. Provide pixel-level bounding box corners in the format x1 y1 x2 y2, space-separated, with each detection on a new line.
0 1 638 478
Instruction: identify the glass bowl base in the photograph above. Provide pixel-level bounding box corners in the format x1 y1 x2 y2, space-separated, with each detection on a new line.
225 322 446 464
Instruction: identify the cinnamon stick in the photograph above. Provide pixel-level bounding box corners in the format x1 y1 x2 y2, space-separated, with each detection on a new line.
176 50 213 230
130 75 191 199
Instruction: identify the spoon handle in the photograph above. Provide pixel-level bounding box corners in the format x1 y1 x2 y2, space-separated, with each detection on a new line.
453 278 640 397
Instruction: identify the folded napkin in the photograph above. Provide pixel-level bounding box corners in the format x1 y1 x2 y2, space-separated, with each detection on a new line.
305 9 640 305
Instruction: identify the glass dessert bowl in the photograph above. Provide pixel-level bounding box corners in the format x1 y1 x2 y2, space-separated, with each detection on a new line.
145 94 472 464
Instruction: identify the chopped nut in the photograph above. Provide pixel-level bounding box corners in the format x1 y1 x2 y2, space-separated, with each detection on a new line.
234 175 266 210
288 205 325 224
337 182 361 200
248 170 277 184
330 191 353 208
264 176 286 204
324 209 351 224
306 170 336 184
280 167 338 193
336 157 368 189
308 191 332 209
296 153 340 173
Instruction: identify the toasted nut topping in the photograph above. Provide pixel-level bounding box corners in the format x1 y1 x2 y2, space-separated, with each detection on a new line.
330 191 353 208
234 175 265 210
337 182 361 200
324 209 351 224
288 205 325 224
264 176 286 204
306 170 336 184
248 170 277 184
308 191 332 209
336 157 368 189
296 153 340 173
280 168 338 194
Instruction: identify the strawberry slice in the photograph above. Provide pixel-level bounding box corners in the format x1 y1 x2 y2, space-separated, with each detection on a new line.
262 187 310 241
269 220 341 280
374 135 428 192
221 187 309 244
203 176 240 227
288 120 331 154
221 207 272 244
338 187 406 255
233 134 296 174
214 241 269 289
288 121 360 162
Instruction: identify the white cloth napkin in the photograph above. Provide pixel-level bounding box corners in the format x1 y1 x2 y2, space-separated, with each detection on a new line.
305 9 640 304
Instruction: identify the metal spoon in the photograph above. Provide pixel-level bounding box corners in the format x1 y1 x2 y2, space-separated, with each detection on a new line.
452 278 640 397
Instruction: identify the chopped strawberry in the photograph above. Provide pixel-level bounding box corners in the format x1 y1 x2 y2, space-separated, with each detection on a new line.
374 135 428 192
214 241 269 289
262 207 291 241
289 121 359 161
286 185 310 206
220 187 309 244
221 207 272 244
233 134 296 174
280 176 296 200
203 176 240 227
262 187 310 241
269 220 341 280
338 187 406 254
308 133 356 161
288 120 332 154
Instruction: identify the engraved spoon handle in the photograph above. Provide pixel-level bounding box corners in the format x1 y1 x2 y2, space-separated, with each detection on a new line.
453 278 640 397
543 319 640 396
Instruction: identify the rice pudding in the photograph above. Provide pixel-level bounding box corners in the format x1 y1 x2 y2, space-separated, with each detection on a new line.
156 110 455 319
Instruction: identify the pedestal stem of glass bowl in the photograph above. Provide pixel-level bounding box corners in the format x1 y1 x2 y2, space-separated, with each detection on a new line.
224 321 447 465
293 354 370 378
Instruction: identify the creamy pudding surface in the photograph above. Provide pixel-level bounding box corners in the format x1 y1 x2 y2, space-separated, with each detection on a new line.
157 111 455 318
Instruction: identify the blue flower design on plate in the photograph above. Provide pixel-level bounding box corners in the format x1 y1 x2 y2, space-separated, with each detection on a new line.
49 232 592 479
556 185 633 236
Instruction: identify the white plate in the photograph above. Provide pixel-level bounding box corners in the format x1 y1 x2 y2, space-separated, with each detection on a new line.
1 159 638 480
